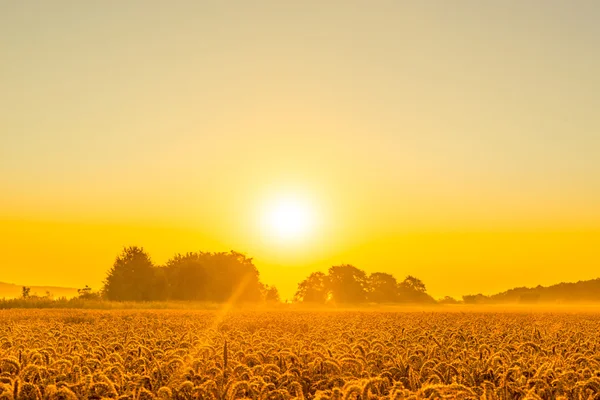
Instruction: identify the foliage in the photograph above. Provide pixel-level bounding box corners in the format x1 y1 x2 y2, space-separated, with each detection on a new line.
400 275 427 293
0 298 229 309
164 252 210 301
102 248 268 303
368 272 399 303
398 276 435 304
263 284 280 303
483 278 600 304
463 293 491 304
77 285 102 300
295 266 435 305
164 251 264 303
438 296 460 304
294 272 329 304
103 246 157 301
328 265 369 304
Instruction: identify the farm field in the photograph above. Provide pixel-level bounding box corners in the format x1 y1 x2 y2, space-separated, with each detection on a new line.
1 310 599 399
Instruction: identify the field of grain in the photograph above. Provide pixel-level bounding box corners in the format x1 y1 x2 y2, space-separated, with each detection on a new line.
0 309 599 399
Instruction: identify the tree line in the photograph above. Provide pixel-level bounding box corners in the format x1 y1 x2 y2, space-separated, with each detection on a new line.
294 266 435 304
461 278 600 304
101 247 279 303
95 246 435 304
14 246 600 306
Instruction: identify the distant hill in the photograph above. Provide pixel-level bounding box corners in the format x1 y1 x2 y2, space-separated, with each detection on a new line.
463 278 600 304
0 282 79 299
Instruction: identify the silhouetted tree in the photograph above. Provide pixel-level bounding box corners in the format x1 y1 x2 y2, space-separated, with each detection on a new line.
400 275 427 293
398 275 435 303
152 266 169 301
328 265 369 304
438 296 460 304
368 272 399 303
518 293 541 304
462 293 490 304
164 251 263 303
77 285 92 298
22 286 30 299
263 285 280 303
205 251 263 302
294 272 329 304
101 247 272 303
77 285 102 300
294 266 435 305
164 253 210 301
485 280 600 304
103 246 157 301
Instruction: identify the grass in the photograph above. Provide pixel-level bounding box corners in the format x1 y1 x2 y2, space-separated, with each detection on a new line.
1 309 600 399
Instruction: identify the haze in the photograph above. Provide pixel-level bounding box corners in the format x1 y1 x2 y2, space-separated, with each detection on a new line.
1 1 599 300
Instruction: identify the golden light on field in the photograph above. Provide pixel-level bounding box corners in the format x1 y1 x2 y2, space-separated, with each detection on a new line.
260 195 315 244
5 309 600 399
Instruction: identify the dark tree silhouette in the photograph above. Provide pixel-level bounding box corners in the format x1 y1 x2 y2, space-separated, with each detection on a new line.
438 296 460 304
463 293 490 304
398 275 435 303
294 272 329 304
103 246 157 301
328 264 369 304
100 247 273 303
400 275 427 293
152 266 170 301
480 280 600 304
164 253 210 301
263 285 280 303
77 285 92 297
163 251 263 303
294 266 435 305
368 272 399 303
204 251 263 302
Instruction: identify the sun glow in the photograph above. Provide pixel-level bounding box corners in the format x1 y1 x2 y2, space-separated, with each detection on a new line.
261 197 314 243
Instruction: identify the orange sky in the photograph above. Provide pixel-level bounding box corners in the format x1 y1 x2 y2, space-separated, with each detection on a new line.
1 1 599 300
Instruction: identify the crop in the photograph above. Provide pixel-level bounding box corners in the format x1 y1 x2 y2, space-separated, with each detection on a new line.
0 309 599 399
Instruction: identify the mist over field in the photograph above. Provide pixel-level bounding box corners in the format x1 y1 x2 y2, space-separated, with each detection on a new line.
1 1 599 398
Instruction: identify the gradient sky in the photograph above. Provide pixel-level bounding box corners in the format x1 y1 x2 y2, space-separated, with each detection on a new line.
1 1 599 300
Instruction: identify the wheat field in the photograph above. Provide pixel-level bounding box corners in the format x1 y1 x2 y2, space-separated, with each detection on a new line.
0 309 599 400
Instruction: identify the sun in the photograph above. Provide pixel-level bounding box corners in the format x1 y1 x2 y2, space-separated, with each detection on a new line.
261 197 314 243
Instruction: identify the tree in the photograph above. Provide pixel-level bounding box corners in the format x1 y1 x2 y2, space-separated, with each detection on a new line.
164 251 264 303
78 285 92 298
103 246 157 301
398 275 435 303
164 253 210 301
263 285 280 303
368 272 399 303
101 247 269 303
22 286 31 299
152 266 169 301
518 293 540 304
294 265 434 305
438 296 459 304
400 275 427 293
462 293 490 304
77 285 101 300
328 265 369 304
294 272 329 304
203 251 263 303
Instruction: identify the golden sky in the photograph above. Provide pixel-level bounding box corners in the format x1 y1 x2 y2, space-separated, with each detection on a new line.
1 1 599 300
